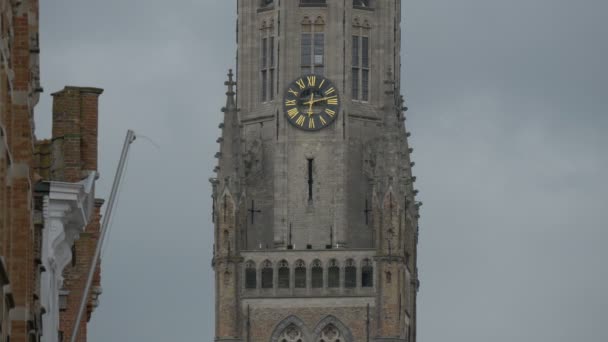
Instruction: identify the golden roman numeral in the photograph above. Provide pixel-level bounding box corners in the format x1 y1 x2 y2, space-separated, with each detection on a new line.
319 116 327 125
287 108 299 118
327 97 338 105
295 115 306 126
307 76 316 87
308 118 316 129
325 108 336 117
285 99 296 106
324 87 336 96
318 79 326 89
288 88 299 97
296 79 306 89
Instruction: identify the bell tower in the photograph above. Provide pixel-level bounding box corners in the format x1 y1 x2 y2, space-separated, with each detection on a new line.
211 1 421 341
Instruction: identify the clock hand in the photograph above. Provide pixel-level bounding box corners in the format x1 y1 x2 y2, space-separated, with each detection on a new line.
310 95 337 104
307 93 315 116
303 95 337 106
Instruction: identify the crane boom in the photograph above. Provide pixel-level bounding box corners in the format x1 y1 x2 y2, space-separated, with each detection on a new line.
70 129 136 342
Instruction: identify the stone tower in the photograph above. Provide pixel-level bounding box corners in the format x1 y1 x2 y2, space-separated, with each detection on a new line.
211 1 421 341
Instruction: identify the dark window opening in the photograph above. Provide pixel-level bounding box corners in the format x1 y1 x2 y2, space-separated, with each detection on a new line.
71 244 77 267
261 0 274 8
245 261 257 289
261 261 273 288
300 0 327 6
345 260 356 288
353 0 371 7
278 260 290 288
307 158 313 201
312 260 323 288
362 259 374 287
295 260 306 288
328 260 340 288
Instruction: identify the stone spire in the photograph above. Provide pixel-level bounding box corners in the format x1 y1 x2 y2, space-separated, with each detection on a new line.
215 69 242 195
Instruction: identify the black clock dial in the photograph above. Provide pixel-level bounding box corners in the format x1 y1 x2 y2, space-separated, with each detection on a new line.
283 75 340 131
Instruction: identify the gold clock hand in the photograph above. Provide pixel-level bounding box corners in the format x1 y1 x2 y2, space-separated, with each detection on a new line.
310 95 337 104
307 93 315 116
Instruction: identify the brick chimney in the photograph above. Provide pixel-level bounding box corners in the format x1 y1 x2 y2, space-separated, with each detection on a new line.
51 86 103 182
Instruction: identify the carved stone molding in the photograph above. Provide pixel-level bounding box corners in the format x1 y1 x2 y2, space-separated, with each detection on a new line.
40 171 96 342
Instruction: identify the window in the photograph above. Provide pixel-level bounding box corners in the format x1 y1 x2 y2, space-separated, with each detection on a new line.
261 21 275 101
300 0 326 6
352 19 371 101
279 324 304 342
261 0 274 8
261 260 273 288
353 0 371 7
345 259 356 288
307 159 314 202
327 259 340 288
317 324 343 342
245 260 257 289
311 259 323 288
278 260 290 288
301 17 325 75
361 258 373 287
295 260 306 288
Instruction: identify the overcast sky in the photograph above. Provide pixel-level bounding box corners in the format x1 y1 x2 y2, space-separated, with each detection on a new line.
37 1 608 341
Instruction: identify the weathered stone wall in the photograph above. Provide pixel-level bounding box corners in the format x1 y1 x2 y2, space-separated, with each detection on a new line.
214 1 419 341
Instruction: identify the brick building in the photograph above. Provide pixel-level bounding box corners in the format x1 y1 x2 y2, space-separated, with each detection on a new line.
0 1 105 341
211 1 421 341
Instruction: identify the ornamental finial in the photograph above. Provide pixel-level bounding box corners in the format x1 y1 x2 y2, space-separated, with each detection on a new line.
224 69 236 110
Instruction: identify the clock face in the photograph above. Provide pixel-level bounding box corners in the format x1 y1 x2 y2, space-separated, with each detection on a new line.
283 74 340 131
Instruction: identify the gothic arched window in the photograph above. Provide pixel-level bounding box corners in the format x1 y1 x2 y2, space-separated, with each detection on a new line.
278 259 290 288
361 258 373 287
261 260 274 288
245 260 257 289
344 259 356 288
327 259 340 288
317 324 343 342
294 260 307 288
311 259 323 288
279 323 304 342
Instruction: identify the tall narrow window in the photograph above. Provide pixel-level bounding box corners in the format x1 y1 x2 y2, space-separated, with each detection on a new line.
261 260 274 288
278 260 290 288
311 259 323 288
307 159 313 202
269 37 275 99
361 36 370 101
301 17 325 75
261 21 275 102
352 36 360 99
352 19 371 101
361 258 374 287
345 259 357 288
295 260 307 288
245 260 257 289
328 259 340 288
